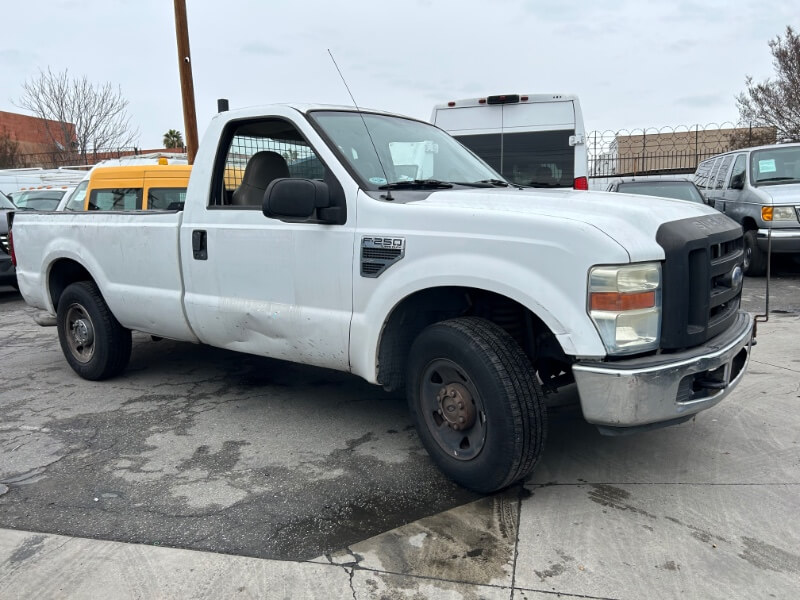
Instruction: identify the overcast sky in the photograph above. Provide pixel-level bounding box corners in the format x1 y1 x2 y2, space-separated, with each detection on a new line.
2 0 796 148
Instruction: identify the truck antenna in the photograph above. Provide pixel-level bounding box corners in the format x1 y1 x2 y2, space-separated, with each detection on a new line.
327 49 393 201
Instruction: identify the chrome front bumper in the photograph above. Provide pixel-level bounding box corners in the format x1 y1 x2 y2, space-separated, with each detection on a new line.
573 311 754 429
757 228 800 253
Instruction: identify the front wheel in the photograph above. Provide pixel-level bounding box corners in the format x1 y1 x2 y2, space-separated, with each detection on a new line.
56 281 132 380
406 317 547 493
743 229 768 276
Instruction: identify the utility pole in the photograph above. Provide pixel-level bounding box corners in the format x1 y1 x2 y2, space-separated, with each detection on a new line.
173 0 199 164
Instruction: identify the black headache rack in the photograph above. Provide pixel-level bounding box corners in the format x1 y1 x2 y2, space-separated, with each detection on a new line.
657 214 745 350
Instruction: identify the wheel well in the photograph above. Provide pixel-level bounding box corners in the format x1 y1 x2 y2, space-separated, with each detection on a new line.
48 259 94 310
376 287 571 393
742 217 758 232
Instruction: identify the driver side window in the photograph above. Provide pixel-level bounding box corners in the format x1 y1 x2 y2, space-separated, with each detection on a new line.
213 118 326 208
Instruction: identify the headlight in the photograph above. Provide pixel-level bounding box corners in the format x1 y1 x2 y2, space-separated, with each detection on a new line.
762 206 797 221
588 262 661 355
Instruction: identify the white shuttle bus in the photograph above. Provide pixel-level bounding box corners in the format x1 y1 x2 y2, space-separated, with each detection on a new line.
431 93 588 189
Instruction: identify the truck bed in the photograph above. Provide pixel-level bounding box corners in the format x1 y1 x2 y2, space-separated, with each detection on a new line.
12 211 197 342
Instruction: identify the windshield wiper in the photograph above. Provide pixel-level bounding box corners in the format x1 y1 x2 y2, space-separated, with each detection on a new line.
379 179 453 190
475 179 510 187
757 176 798 183
453 178 525 190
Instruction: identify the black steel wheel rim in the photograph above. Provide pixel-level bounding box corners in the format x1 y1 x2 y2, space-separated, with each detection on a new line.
419 358 486 461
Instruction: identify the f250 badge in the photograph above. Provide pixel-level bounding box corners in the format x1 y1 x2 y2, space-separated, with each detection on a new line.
360 236 406 278
362 237 405 249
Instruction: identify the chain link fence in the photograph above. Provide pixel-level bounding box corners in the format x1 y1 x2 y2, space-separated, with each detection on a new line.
587 122 776 179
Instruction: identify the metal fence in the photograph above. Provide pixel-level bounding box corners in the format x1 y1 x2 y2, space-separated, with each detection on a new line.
9 147 151 169
11 122 780 179
587 122 777 179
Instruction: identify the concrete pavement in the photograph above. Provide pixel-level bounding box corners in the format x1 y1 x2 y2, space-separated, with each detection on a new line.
1 267 800 598
2 312 799 597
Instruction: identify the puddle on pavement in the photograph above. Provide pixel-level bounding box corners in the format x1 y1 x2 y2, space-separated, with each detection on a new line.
323 486 521 587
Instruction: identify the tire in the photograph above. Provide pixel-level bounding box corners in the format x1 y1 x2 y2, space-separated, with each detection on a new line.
743 229 767 276
406 317 546 493
56 281 132 380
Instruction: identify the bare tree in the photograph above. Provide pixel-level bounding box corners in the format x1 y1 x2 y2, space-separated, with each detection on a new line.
727 125 777 151
16 68 139 164
736 26 800 143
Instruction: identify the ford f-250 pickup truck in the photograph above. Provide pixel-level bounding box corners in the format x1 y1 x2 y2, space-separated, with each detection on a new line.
8 104 754 493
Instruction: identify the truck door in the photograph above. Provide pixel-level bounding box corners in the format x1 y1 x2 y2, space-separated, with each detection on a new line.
180 116 355 371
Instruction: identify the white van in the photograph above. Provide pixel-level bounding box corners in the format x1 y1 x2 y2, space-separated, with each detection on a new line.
431 93 588 189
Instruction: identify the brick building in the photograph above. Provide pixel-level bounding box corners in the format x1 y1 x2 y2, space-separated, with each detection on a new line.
594 125 777 177
0 110 76 155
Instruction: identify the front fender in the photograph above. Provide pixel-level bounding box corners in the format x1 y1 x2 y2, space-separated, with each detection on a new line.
349 251 612 384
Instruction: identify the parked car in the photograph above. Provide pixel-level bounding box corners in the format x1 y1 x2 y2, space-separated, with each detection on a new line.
10 103 753 494
0 192 16 288
431 93 589 189
694 143 800 275
8 187 72 211
605 177 706 203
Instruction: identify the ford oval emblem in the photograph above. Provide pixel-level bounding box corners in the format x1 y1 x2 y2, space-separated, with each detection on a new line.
731 265 744 289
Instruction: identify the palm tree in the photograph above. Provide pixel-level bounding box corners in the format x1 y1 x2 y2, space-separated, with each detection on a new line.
163 129 184 149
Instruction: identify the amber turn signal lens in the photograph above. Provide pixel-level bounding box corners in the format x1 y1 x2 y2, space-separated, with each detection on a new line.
591 291 656 311
761 207 773 221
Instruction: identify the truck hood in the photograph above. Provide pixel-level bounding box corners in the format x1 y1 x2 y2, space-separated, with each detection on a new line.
411 188 726 262
760 183 800 204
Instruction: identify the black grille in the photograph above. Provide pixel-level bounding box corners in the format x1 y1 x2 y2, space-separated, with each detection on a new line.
0 234 8 255
657 214 744 350
708 237 744 338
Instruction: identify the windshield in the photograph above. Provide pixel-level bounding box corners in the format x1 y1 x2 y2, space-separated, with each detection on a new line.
0 193 14 210
309 111 502 190
24 198 62 210
64 180 89 211
750 146 800 186
616 181 704 203
12 190 67 209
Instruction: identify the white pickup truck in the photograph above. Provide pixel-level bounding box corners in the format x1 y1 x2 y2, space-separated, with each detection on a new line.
8 104 754 493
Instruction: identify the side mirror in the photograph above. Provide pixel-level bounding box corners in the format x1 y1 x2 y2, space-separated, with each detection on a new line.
730 173 745 190
262 179 330 220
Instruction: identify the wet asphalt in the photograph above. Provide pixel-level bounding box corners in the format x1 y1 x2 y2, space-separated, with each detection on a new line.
0 256 798 562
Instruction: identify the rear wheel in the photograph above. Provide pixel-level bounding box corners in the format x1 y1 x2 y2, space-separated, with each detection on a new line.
406 317 546 493
743 229 767 276
56 281 132 380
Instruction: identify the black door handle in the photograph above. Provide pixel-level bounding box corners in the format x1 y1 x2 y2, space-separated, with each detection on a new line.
192 230 207 260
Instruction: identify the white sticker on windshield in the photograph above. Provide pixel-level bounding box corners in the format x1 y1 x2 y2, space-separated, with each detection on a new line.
369 177 387 185
758 159 777 173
